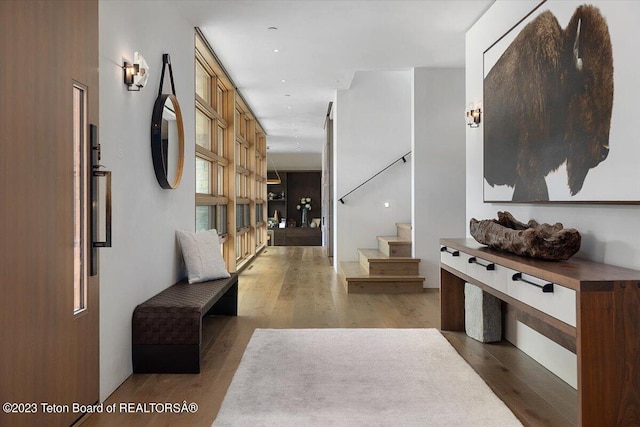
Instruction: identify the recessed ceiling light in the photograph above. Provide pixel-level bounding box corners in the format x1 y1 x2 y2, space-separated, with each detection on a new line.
281 79 286 83
273 49 280 53
268 26 278 30
287 106 292 109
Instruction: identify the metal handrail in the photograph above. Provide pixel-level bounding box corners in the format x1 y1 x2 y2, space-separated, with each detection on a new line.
338 151 411 204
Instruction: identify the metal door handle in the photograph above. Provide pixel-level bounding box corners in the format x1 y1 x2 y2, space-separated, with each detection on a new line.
90 124 112 276
92 170 112 248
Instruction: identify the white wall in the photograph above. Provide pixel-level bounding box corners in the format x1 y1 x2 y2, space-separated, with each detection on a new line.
333 70 412 265
467 0 640 387
412 68 466 288
99 1 196 401
268 152 322 171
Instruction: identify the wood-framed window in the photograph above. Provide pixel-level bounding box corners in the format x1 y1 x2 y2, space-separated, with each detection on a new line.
254 131 267 248
196 29 268 271
195 36 232 254
235 105 252 265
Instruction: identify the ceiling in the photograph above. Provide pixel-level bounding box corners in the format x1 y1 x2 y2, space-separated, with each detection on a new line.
179 1 494 154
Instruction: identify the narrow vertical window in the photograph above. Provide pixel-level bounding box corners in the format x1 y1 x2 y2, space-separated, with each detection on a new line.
195 62 210 103
196 110 212 150
216 205 227 235
217 125 224 159
216 85 223 115
73 85 88 313
196 157 211 193
217 164 224 195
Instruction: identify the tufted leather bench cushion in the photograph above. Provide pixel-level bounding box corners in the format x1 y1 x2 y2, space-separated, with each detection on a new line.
132 273 238 373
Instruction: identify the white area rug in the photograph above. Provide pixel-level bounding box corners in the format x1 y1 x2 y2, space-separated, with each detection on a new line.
213 329 522 426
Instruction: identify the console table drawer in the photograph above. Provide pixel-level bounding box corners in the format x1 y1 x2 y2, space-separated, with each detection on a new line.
440 246 471 274
465 256 507 294
505 268 576 327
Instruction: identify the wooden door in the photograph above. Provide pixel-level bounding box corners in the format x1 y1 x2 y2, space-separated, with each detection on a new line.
0 1 100 426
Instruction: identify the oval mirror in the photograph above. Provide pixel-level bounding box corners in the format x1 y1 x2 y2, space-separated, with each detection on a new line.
151 94 184 189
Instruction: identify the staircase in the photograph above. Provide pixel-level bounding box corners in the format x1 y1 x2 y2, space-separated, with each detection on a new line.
339 223 425 294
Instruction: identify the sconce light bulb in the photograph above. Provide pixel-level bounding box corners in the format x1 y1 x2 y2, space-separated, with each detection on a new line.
132 52 149 89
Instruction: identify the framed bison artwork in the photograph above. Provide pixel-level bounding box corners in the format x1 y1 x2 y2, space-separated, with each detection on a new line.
483 1 640 203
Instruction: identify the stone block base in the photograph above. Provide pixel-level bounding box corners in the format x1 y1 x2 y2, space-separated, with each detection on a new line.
464 282 502 343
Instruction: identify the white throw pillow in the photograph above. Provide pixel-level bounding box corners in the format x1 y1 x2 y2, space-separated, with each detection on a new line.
176 229 230 284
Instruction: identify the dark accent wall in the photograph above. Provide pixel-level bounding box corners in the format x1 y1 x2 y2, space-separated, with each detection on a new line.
267 171 321 225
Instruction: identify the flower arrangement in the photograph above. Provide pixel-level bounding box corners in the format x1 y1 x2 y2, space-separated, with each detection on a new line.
296 197 312 211
296 197 312 227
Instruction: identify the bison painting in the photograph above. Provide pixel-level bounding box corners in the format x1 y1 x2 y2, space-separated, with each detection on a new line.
484 4 613 202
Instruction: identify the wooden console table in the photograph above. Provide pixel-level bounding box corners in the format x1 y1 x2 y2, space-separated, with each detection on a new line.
272 227 321 246
440 238 640 427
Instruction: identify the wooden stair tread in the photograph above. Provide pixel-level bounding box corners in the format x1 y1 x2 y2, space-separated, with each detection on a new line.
377 236 411 244
340 260 365 274
340 261 424 294
396 223 412 241
357 249 419 262
378 235 412 257
340 261 424 281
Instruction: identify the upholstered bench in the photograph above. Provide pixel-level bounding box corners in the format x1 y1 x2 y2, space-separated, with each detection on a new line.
132 273 238 374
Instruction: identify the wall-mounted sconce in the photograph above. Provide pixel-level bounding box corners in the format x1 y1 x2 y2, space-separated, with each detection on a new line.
123 52 149 91
466 103 482 128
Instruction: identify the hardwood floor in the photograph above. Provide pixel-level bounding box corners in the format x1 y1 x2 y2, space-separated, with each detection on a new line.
82 246 575 427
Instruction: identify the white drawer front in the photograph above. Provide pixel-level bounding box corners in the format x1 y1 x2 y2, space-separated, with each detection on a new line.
466 256 507 294
440 246 470 274
505 268 576 327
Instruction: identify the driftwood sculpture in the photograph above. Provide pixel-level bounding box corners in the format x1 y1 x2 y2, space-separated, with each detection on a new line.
469 211 581 260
